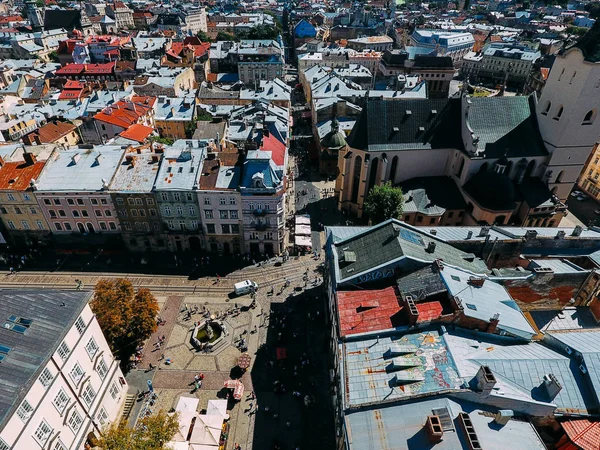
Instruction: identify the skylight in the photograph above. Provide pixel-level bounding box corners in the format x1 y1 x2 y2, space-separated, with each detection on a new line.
0 344 10 362
4 316 32 334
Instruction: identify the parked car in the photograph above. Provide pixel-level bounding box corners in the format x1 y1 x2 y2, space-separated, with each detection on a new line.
577 194 590 201
571 190 583 197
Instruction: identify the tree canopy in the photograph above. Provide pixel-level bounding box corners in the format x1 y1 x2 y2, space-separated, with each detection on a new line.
91 279 159 360
216 31 236 42
97 410 179 450
363 182 404 224
237 25 280 40
196 30 211 42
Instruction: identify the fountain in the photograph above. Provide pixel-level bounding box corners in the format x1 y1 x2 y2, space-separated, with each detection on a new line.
191 319 225 351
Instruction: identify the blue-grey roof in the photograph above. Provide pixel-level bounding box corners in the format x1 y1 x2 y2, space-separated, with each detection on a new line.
345 396 546 450
439 266 536 340
36 145 126 192
153 140 208 191
546 331 600 405
528 259 585 274
445 331 596 415
154 96 196 121
0 290 91 429
530 308 599 333
343 329 463 408
240 150 281 193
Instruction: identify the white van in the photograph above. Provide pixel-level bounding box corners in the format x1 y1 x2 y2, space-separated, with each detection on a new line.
234 280 258 296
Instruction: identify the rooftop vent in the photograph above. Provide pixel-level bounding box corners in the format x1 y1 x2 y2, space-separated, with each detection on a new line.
343 250 357 262
468 277 485 287
405 110 412 116
494 410 513 426
425 415 443 443
542 373 562 400
425 242 436 253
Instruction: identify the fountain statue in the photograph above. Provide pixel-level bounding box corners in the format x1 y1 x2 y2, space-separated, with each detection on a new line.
206 322 215 340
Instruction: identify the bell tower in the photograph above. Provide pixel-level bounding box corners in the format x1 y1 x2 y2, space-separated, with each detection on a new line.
24 0 44 32
537 23 600 200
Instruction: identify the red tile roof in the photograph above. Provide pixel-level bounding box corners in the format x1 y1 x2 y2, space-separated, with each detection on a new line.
260 133 286 166
0 161 45 191
561 420 600 450
170 41 211 58
30 121 77 144
55 64 85 75
337 287 400 336
119 123 154 143
94 96 156 129
84 62 116 75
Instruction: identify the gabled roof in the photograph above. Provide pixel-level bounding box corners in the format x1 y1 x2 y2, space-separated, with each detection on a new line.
346 98 463 152
0 290 91 429
118 124 154 143
0 160 46 191
330 219 488 285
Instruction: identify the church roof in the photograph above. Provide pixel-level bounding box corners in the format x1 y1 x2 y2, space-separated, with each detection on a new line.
346 95 547 159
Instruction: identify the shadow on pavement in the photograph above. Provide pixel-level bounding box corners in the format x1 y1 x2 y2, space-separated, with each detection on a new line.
250 285 335 450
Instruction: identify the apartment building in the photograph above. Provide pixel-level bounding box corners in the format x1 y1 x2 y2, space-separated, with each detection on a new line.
35 146 125 246
154 96 197 140
578 142 600 200
109 144 166 252
198 152 244 255
462 43 541 89
409 30 475 66
91 96 156 144
0 290 127 450
0 148 52 246
153 140 208 252
240 150 286 255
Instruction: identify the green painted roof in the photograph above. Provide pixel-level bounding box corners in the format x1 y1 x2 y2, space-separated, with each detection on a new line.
332 219 489 284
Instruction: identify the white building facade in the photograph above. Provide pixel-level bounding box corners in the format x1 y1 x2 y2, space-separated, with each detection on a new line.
0 291 127 450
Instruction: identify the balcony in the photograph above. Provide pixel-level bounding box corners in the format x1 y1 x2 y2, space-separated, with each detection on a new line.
253 209 267 216
254 222 268 231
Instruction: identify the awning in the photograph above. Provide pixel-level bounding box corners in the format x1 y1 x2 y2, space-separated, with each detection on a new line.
295 235 312 247
295 224 312 236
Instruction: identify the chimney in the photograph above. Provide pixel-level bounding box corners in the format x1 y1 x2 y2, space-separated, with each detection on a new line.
101 178 108 189
458 413 482 450
475 365 496 397
151 154 159 163
425 415 443 443
23 151 37 166
71 153 80 165
572 225 583 237
467 230 473 239
29 178 38 191
404 295 419 325
525 230 538 240
494 410 514 426
487 313 500 334
556 230 566 239
478 226 489 237
426 241 436 253
542 373 562 401
0 155 4 167
170 107 175 117
468 277 485 287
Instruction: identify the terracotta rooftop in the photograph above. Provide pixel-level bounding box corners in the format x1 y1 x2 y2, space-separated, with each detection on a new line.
119 123 154 143
31 121 76 144
561 419 600 450
337 287 401 337
0 160 45 191
94 96 156 128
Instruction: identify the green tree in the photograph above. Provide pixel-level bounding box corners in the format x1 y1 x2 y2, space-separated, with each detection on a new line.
567 25 589 36
36 0 44 7
185 120 197 138
97 410 180 450
91 279 159 360
196 30 211 42
246 24 279 39
149 136 174 145
47 50 59 63
364 182 404 224
216 31 236 41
